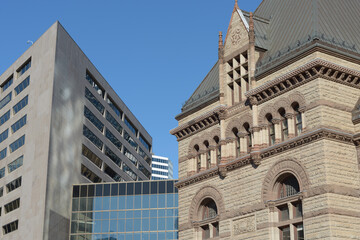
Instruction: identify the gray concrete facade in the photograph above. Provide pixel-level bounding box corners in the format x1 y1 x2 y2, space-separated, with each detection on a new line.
0 21 152 240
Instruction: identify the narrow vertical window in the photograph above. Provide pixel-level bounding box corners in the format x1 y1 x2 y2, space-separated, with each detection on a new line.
292 102 302 136
279 108 288 141
267 114 275 145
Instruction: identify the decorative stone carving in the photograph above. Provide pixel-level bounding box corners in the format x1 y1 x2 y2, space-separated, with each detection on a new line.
233 215 256 235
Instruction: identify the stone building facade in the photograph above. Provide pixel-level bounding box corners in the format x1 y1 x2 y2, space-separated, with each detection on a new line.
171 1 360 239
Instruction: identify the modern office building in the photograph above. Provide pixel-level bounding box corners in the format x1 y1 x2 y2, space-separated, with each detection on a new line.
171 0 360 239
151 155 174 180
70 180 178 240
0 22 152 240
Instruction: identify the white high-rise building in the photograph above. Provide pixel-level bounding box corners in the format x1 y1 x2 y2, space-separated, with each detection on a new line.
151 155 174 180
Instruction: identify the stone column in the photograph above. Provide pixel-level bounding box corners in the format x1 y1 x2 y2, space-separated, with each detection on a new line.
200 151 207 171
285 113 295 138
209 147 217 167
238 132 247 155
252 126 261 151
272 119 281 144
299 107 306 132
260 124 268 148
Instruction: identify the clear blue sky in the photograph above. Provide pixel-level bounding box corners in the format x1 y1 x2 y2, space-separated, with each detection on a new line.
0 0 262 179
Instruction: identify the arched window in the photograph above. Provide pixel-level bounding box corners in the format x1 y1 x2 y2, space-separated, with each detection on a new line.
199 198 219 239
266 114 275 145
279 108 288 141
292 102 302 136
275 174 303 240
214 136 221 164
232 128 240 157
204 141 211 169
194 145 201 173
244 123 252 153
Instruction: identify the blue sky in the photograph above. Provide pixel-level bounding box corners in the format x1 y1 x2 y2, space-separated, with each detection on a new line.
0 0 262 178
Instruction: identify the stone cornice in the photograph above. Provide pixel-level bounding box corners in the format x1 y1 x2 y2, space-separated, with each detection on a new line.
170 105 225 141
247 59 360 105
176 127 355 189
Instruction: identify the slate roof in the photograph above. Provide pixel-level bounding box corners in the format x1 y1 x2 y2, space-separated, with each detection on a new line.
179 0 360 116
180 61 219 113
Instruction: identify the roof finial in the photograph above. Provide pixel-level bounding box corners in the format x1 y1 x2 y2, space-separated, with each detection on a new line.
235 0 239 9
218 31 224 59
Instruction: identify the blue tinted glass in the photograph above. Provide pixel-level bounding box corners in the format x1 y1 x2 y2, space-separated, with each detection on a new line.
0 92 11 110
0 148 6 161
166 232 173 240
158 194 166 208
84 106 104 132
158 217 166 231
142 195 149 209
14 76 29 95
134 233 141 240
149 210 157 218
142 210 149 218
134 219 141 232
2 76 13 92
118 234 125 240
166 217 175 231
106 111 123 134
94 197 102 210
167 194 174 208
103 197 110 210
158 209 165 218
110 197 118 210
13 95 28 114
110 211 117 219
117 219 125 232
109 233 117 240
87 198 94 211
102 220 109 233
150 195 157 208
125 233 133 240
110 219 117 232
141 218 149 231
101 234 109 240
166 209 174 217
0 129 8 144
0 110 10 126
175 193 178 207
125 219 133 232
94 220 101 233
94 212 102 220
83 125 103 150
134 195 141 209
102 211 109 220
149 232 157 240
158 232 165 239
149 218 157 231
126 196 134 209
118 196 126 209
134 210 141 218
118 211 125 219
141 232 149 240
126 210 133 219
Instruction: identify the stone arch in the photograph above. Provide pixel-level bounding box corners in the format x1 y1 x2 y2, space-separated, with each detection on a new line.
262 158 310 203
289 91 306 109
225 114 253 137
207 128 221 145
273 98 291 113
188 136 203 154
258 105 278 125
189 185 225 223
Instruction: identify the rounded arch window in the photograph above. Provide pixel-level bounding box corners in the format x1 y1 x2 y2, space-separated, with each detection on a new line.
266 113 275 145
194 144 201 173
213 136 221 164
278 107 288 141
203 140 211 169
198 198 219 239
273 174 303 240
243 122 252 153
277 174 300 199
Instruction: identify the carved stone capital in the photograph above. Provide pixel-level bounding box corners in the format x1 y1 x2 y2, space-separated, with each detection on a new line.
219 140 227 145
298 106 306 113
238 132 247 138
252 126 261 132
285 113 294 119
271 118 281 124
226 137 236 143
